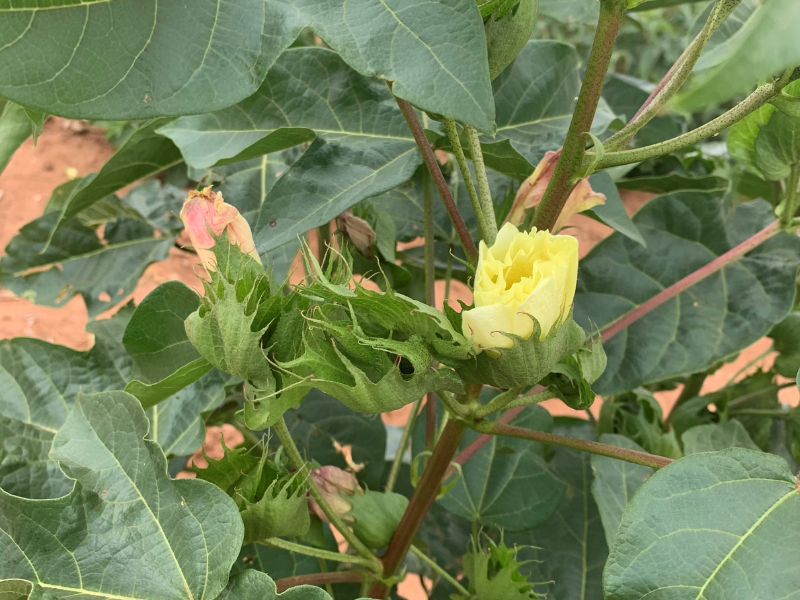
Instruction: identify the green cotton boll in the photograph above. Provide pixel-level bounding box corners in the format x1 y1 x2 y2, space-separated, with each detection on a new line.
485 0 539 80
347 490 409 549
456 314 586 390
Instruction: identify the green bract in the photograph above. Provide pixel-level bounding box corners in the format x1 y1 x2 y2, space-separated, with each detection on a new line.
196 441 310 542
348 490 409 549
459 536 539 600
456 315 587 390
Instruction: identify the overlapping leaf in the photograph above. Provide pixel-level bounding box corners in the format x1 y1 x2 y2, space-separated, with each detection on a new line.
436 404 566 530
508 421 608 600
161 47 422 261
590 434 653 548
575 191 800 395
490 41 616 165
604 448 800 599
0 391 244 600
0 211 173 317
0 0 285 119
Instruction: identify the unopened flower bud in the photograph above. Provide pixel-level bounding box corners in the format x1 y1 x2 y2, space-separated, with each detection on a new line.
308 466 359 521
336 209 377 258
180 187 260 274
506 150 605 231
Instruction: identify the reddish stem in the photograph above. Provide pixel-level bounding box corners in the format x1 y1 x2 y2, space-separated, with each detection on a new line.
599 221 780 342
628 39 694 124
369 419 468 598
393 95 479 263
425 391 437 449
274 571 366 592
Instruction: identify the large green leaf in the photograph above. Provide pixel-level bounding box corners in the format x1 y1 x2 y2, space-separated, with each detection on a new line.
490 40 616 165
284 390 387 490
123 281 201 383
162 48 422 259
574 191 800 395
0 102 32 175
0 323 132 434
604 448 800 599
682 420 760 454
676 0 800 111
590 434 653 548
0 212 174 317
0 416 71 499
147 369 237 457
0 391 244 600
436 404 566 531
508 420 608 600
755 111 800 181
0 0 287 119
291 0 495 134
49 120 183 225
217 570 339 600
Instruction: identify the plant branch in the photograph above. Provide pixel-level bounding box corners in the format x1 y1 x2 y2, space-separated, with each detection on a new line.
729 408 791 418
275 571 367 593
394 95 478 263
781 163 800 229
530 0 626 232
263 537 378 570
666 372 707 423
272 417 381 571
472 420 674 469
386 398 423 493
604 0 740 151
369 420 468 598
599 221 780 342
472 387 526 420
444 119 491 242
594 79 793 170
464 124 498 244
409 544 471 597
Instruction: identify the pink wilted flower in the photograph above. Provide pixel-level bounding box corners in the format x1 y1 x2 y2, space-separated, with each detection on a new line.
308 466 359 521
180 187 261 273
505 150 606 232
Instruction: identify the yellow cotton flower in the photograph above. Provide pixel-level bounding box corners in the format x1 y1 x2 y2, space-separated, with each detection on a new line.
462 222 578 352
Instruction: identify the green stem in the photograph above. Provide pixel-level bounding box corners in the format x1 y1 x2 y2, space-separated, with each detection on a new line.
385 396 423 492
594 80 791 170
725 385 782 410
666 372 707 423
729 408 791 418
444 250 453 301
272 418 380 570
464 124 498 244
369 420 468 598
472 387 525 420
263 538 378 570
409 545 471 597
725 347 772 387
604 0 740 151
472 420 673 469
423 171 436 307
444 119 490 241
530 0 627 232
781 163 800 229
393 95 479 263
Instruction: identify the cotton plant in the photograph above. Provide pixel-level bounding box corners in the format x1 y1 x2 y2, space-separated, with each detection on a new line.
1 0 800 599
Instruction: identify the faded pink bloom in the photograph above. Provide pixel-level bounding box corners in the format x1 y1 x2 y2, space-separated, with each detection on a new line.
506 150 606 232
308 466 360 521
180 187 260 273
